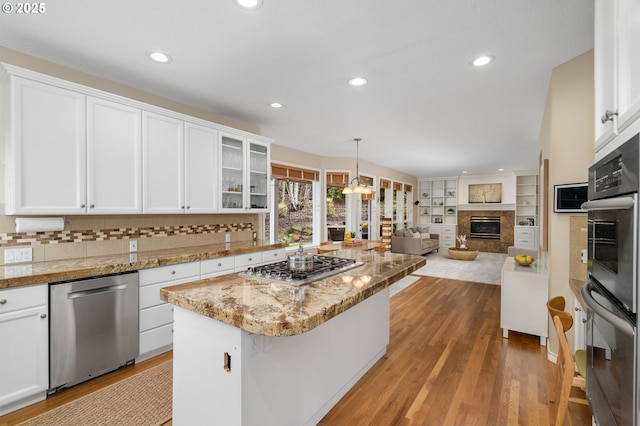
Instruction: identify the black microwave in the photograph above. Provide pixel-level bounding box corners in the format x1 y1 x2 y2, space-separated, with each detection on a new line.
554 182 588 212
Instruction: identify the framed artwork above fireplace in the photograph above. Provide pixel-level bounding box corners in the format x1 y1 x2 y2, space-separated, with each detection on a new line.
468 183 502 203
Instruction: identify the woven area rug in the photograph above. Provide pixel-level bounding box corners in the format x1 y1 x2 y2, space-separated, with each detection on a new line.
411 251 507 285
18 361 172 426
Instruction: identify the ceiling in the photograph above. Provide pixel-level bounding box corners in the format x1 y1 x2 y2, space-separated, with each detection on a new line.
0 0 594 178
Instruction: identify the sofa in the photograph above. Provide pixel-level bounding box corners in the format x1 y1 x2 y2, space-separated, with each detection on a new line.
391 227 439 255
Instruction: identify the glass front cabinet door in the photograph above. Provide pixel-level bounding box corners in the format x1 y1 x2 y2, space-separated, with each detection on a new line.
219 132 270 213
248 141 269 211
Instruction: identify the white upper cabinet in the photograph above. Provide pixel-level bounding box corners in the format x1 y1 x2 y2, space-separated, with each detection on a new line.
184 122 218 213
4 77 86 215
87 97 142 214
220 132 247 212
594 0 640 152
142 111 185 213
2 64 271 215
219 133 270 213
248 140 269 212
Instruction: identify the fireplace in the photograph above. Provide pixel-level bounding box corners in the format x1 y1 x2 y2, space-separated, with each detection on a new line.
470 216 501 240
457 210 513 253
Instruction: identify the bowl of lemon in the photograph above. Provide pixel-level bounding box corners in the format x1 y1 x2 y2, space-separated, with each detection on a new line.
514 254 535 266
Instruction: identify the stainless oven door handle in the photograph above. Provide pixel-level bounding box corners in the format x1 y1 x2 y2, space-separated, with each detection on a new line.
581 281 634 336
581 197 635 211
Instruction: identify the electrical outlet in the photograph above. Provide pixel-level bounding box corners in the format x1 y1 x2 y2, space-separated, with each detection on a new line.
225 233 231 243
4 247 32 264
129 240 138 252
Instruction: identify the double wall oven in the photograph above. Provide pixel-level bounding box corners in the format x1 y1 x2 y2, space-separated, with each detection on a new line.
581 133 639 426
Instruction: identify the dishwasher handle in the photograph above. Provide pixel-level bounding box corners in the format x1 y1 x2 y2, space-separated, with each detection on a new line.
67 284 128 299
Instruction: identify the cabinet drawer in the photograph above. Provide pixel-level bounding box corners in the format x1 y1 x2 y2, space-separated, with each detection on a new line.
234 253 262 270
201 256 234 276
139 262 200 287
262 248 286 264
140 303 173 332
0 284 47 314
440 227 456 235
140 323 173 355
516 228 534 237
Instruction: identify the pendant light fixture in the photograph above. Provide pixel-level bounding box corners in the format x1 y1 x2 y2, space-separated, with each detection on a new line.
342 138 372 195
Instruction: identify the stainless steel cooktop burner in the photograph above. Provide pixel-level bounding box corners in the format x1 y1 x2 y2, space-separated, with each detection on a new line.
239 255 364 286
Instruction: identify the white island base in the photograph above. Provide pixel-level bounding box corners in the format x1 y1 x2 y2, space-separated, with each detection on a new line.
172 288 390 426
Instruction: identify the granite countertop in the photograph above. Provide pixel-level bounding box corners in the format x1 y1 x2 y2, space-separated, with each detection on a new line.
160 250 426 337
0 240 287 289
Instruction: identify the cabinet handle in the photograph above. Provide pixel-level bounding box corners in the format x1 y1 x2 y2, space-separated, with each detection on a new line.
582 318 587 324
186 206 190 209
600 109 618 124
80 204 86 208
181 206 185 209
575 307 581 312
171 270 176 275
0 299 6 304
40 313 47 319
90 204 95 208
218 263 222 267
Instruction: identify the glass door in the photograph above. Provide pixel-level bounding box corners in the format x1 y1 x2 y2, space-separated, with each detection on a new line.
220 134 245 211
248 141 269 210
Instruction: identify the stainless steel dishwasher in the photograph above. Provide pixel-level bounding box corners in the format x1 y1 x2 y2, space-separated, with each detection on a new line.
49 271 139 393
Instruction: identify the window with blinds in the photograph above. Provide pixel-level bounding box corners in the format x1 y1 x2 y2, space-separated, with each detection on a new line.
271 164 319 183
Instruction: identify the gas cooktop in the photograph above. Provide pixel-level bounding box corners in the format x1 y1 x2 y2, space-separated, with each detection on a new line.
239 255 364 286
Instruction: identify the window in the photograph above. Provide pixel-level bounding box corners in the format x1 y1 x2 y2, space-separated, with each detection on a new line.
267 163 320 247
326 171 349 241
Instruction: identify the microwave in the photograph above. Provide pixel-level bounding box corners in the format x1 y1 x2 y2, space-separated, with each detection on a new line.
554 182 588 213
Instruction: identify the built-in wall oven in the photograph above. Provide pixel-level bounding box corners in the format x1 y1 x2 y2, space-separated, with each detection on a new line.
581 133 639 426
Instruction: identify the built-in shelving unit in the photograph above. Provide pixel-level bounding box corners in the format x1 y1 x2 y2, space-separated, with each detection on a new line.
515 174 538 226
418 177 458 225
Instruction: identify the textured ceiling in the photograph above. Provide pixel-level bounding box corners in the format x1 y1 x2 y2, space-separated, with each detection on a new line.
0 0 594 177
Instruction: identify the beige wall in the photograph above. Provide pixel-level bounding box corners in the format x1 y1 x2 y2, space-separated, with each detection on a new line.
539 49 594 353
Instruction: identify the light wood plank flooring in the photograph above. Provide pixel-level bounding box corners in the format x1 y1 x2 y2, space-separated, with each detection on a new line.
0 276 591 426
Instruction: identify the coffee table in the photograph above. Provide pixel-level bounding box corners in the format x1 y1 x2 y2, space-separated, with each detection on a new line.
448 247 479 261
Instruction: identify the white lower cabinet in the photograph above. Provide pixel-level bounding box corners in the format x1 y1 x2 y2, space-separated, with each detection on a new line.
501 257 548 345
0 284 48 416
430 224 457 248
261 248 286 264
514 226 539 251
137 262 200 361
201 256 235 279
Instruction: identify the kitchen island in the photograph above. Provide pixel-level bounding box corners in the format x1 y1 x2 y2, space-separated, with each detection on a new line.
161 250 425 426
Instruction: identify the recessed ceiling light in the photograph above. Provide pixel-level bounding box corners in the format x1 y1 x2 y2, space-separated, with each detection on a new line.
235 0 263 9
148 51 172 64
472 55 494 67
348 77 368 87
462 171 468 174
269 102 283 108
498 168 505 172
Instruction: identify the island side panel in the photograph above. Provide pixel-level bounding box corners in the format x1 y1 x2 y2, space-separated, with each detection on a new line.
243 287 390 426
171 288 390 426
172 307 243 425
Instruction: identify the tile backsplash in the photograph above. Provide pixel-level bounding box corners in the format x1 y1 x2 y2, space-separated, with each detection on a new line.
0 213 258 264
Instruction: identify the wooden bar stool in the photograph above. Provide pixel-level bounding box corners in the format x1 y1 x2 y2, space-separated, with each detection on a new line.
546 296 588 426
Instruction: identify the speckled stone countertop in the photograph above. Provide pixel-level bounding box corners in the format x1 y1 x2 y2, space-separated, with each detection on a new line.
160 250 426 337
0 240 286 289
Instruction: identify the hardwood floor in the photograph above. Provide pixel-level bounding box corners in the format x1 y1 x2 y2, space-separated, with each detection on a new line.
319 276 592 426
0 276 591 426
